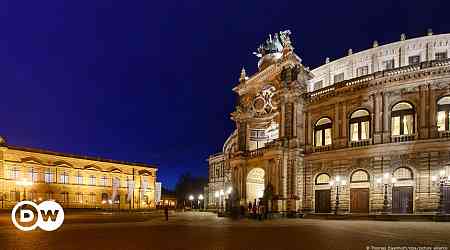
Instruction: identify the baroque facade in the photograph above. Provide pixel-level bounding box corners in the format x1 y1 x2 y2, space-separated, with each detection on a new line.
0 138 157 209
208 30 450 214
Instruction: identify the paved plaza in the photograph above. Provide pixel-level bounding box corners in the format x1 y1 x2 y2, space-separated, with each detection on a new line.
0 211 449 250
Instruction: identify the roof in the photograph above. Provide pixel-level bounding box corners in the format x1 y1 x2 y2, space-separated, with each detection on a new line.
5 144 157 169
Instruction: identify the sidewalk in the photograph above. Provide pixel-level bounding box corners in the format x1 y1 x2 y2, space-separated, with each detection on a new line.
303 213 450 221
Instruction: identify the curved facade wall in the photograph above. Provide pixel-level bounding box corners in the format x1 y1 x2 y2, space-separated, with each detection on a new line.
308 33 450 92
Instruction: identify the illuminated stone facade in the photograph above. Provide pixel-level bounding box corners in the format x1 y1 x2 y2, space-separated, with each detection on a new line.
0 142 157 209
208 30 450 214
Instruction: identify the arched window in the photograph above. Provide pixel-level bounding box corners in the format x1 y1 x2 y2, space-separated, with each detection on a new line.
314 117 332 147
351 170 369 183
391 102 415 136
393 167 413 180
315 173 330 185
437 96 450 132
349 109 370 141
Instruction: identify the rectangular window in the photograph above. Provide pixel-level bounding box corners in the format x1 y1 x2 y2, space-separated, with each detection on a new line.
437 111 446 131
60 172 69 184
29 168 38 182
89 193 96 203
89 175 96 185
356 66 369 77
436 52 448 60
324 128 332 145
9 168 19 180
76 175 83 185
44 169 53 183
392 116 401 136
384 59 395 70
350 123 359 142
333 73 344 83
361 121 370 140
100 176 107 186
403 115 414 135
408 55 420 65
314 130 322 146
61 192 69 203
314 81 323 90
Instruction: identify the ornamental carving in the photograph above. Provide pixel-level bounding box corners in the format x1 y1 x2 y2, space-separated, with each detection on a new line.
252 85 277 115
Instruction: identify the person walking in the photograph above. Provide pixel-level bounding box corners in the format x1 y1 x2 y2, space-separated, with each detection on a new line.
164 206 169 221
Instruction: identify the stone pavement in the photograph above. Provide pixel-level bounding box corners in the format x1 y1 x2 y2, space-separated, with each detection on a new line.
0 211 449 250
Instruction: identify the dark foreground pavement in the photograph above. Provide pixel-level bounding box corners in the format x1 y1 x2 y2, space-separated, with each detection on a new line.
0 211 449 250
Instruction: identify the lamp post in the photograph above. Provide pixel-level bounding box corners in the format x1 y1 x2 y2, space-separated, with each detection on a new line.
219 189 224 213
16 179 33 201
198 194 204 211
330 176 347 215
377 173 396 214
188 194 194 209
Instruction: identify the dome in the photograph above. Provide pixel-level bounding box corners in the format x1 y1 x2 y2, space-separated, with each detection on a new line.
258 52 282 71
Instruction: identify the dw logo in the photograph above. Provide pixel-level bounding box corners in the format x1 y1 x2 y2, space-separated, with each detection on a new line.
11 200 64 231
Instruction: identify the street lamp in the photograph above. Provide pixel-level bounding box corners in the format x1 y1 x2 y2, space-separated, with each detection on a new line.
198 194 204 210
377 173 396 214
219 189 224 213
188 194 194 209
432 169 449 215
16 179 33 201
330 176 346 215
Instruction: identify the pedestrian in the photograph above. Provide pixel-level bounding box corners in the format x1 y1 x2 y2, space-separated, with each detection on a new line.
252 203 257 219
248 202 252 214
164 206 169 221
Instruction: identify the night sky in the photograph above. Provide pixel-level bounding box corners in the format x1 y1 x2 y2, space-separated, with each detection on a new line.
0 1 447 189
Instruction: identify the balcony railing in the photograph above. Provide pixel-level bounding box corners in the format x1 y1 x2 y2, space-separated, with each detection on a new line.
308 58 450 101
350 139 371 148
391 134 416 143
438 131 450 138
313 145 332 152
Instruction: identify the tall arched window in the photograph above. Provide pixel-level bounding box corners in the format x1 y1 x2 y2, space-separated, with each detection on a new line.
315 173 330 185
391 102 415 136
437 96 450 132
314 117 332 147
349 109 370 141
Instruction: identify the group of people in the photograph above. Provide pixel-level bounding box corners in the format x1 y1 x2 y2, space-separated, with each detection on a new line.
247 199 269 220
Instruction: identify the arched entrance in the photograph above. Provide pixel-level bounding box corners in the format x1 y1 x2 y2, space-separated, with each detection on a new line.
246 168 265 203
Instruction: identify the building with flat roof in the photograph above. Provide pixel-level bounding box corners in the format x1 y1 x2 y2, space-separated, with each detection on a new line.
0 137 157 210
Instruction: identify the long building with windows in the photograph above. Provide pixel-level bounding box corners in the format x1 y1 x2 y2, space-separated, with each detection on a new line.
208 30 450 214
0 138 157 209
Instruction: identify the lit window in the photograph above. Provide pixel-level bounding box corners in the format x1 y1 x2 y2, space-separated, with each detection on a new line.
437 96 450 131
89 175 96 186
393 167 413 180
315 173 330 185
314 118 332 146
9 167 20 180
435 52 448 60
76 173 83 185
44 169 54 183
351 170 369 183
89 193 96 203
349 109 370 141
60 172 69 184
391 102 415 136
61 192 69 203
29 168 38 182
100 176 107 186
